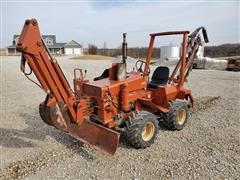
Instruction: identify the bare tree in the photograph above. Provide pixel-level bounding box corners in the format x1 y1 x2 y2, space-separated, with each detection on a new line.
88 44 98 55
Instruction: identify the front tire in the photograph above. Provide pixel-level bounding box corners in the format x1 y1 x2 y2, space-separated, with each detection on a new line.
126 112 159 149
163 101 189 130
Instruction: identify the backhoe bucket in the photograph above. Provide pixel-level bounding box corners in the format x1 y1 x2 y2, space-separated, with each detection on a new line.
39 102 120 155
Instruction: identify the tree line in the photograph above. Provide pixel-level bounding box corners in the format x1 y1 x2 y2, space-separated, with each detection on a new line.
87 43 240 58
204 44 240 57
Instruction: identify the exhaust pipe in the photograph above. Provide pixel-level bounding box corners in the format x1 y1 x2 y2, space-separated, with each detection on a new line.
122 33 127 63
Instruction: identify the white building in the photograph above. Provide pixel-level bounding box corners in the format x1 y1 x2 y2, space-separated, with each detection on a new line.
7 35 83 55
64 40 83 55
160 44 205 60
160 45 180 60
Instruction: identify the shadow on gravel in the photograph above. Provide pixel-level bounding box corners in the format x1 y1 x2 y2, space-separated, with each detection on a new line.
119 96 222 149
0 96 223 179
0 110 94 161
1 96 222 153
0 110 95 179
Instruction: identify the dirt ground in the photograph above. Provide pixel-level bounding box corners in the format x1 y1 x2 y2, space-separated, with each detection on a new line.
0 56 240 179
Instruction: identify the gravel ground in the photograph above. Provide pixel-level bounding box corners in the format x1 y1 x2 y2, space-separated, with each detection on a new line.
0 56 240 179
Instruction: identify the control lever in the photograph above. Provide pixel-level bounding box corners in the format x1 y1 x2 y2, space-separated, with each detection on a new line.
74 68 87 81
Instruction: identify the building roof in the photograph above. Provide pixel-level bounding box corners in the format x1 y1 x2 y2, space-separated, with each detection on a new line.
64 40 82 48
13 35 19 40
13 34 57 44
8 35 82 49
7 43 66 49
7 45 16 48
47 43 66 48
42 35 56 44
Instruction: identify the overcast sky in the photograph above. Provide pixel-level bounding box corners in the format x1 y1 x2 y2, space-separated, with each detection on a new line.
1 0 239 48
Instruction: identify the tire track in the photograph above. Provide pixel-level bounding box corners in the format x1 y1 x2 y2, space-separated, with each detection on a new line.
190 96 221 114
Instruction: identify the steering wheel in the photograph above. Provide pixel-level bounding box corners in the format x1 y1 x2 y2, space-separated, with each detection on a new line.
135 60 150 76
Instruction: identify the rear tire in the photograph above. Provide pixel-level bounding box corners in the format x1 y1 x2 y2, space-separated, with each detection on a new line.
125 112 159 149
163 101 189 130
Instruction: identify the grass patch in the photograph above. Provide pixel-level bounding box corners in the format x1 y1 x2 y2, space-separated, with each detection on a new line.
71 55 114 60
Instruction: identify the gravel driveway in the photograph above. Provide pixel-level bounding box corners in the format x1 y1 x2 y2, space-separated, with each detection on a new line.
0 56 239 179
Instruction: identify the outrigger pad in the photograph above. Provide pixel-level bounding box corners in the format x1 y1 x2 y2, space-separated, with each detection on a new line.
39 101 120 155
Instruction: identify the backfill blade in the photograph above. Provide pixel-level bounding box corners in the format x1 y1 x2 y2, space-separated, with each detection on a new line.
39 101 120 155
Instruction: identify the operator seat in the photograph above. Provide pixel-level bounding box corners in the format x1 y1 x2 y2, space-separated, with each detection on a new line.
148 66 169 88
93 69 109 81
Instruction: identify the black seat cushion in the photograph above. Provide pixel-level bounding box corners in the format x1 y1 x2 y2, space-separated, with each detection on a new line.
148 66 169 88
93 69 109 81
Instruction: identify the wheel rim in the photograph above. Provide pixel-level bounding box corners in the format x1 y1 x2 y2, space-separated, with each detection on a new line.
177 109 186 125
141 122 155 141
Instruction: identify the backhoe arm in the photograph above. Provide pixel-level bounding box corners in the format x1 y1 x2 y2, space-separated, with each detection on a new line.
169 27 209 83
17 19 120 155
184 27 209 80
17 19 77 121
